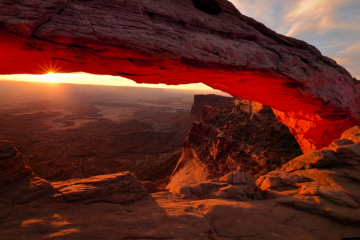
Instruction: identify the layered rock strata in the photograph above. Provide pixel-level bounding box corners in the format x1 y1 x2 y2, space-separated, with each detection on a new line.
257 126 360 225
0 140 33 185
1 0 360 152
169 170 262 201
167 99 302 190
0 141 148 207
51 172 148 203
190 94 233 115
0 141 53 205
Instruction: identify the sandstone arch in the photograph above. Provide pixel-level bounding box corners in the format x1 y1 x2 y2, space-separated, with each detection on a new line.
0 0 359 152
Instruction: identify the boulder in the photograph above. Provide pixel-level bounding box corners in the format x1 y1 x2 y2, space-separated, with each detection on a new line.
169 170 261 200
341 126 360 143
281 149 342 172
256 170 311 191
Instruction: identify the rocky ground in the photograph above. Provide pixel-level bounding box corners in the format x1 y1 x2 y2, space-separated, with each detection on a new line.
1 126 360 239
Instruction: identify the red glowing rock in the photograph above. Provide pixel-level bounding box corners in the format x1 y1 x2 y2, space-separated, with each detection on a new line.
1 0 359 152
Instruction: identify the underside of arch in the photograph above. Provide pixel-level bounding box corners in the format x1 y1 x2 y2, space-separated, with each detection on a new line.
0 0 359 153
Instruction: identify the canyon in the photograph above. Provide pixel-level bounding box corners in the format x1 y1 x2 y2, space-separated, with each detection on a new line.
0 81 200 182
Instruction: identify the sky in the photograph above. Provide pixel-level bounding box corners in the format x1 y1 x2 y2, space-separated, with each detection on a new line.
230 0 360 79
0 73 219 92
0 0 359 89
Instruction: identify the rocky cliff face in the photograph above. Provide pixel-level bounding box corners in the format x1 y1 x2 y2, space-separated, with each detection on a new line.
0 141 54 204
0 140 33 186
168 99 303 189
1 0 360 152
190 94 233 115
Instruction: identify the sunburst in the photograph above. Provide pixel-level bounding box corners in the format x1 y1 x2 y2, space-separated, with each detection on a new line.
38 71 59 83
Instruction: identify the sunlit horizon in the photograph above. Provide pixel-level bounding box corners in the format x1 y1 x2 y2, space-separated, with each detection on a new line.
0 72 230 95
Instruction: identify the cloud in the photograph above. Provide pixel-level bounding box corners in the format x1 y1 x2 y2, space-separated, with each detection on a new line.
231 0 359 36
229 0 360 79
322 43 348 49
282 0 352 37
333 57 355 65
230 0 285 30
338 42 360 53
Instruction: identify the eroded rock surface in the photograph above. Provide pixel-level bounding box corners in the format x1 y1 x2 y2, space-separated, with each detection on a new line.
1 0 360 152
190 94 233 115
2 191 360 240
169 170 261 201
0 141 147 208
0 141 53 205
257 126 360 225
51 172 148 203
0 140 33 185
167 99 302 189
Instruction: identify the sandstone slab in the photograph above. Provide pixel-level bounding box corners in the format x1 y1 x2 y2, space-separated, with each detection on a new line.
281 149 342 172
257 127 360 224
51 171 148 203
169 170 261 200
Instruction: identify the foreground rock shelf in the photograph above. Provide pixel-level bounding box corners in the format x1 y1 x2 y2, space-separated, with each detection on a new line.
1 0 360 152
1 127 360 239
2 192 360 240
51 172 147 204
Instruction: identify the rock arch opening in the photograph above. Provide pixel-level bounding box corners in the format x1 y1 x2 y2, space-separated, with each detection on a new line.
0 0 360 153
0 78 302 190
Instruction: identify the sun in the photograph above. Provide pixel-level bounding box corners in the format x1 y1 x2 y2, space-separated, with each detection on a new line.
41 72 58 83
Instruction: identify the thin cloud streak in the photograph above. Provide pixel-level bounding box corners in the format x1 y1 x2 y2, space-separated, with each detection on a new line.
229 0 360 79
283 0 350 37
339 42 360 53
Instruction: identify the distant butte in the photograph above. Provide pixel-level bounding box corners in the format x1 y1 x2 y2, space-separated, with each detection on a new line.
1 0 360 152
